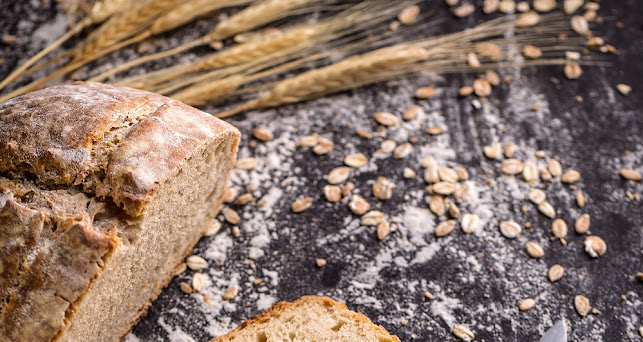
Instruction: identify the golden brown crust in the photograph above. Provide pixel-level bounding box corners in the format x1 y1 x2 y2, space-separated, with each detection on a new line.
210 296 401 342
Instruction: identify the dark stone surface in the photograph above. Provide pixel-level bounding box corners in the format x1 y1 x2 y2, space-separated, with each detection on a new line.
1 1 642 341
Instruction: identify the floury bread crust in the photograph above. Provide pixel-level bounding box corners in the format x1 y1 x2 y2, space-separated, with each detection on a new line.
0 82 240 341
212 296 401 342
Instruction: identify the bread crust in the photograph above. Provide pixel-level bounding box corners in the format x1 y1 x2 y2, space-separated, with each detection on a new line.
211 296 401 342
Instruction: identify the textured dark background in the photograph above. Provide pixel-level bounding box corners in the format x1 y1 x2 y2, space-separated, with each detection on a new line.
1 0 642 341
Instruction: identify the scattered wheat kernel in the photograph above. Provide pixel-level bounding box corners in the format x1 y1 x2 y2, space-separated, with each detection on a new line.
328 166 351 184
571 15 590 35
561 169 581 183
575 213 591 234
523 44 542 59
349 194 371 215
356 129 372 139
538 201 556 218
540 169 552 181
342 182 355 196
620 168 642 181
380 140 397 154
516 1 530 12
551 219 568 239
473 78 491 97
222 187 237 204
483 0 499 13
403 167 416 179
389 20 400 31
316 258 327 267
429 196 446 217
517 11 540 27
252 126 274 141
454 184 469 203
403 105 421 121
526 241 545 258
192 273 205 292
483 142 502 159
448 202 461 218
565 60 582 79
394 142 413 159
584 236 607 258
179 282 193 294
204 220 222 237
485 70 501 86
548 264 565 282
519 298 536 311
467 52 481 68
453 4 475 17
499 0 516 13
421 155 436 168
424 165 440 184
236 157 257 170
534 0 556 11
313 137 334 155
373 177 396 200
361 210 385 226
223 207 240 225
398 5 420 24
435 220 457 237
223 285 239 300
460 213 480 234
574 295 591 317
547 159 562 177
564 0 583 14
616 84 631 96
528 189 546 204
186 255 208 271
439 167 460 183
500 220 522 238
173 262 187 276
416 86 437 98
456 167 469 181
576 190 587 207
433 182 456 195
374 112 400 126
377 221 391 240
298 134 318 147
291 197 313 213
453 325 475 341
344 153 368 168
501 159 525 175
424 291 434 300
323 185 342 203
426 126 445 135
522 161 538 182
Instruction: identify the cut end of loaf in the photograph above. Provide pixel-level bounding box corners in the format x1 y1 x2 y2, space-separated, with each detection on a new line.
212 296 400 342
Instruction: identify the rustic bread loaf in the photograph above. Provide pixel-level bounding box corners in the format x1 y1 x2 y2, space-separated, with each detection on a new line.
212 296 401 342
0 82 240 342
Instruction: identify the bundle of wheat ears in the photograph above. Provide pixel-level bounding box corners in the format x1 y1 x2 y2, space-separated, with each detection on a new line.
0 0 607 115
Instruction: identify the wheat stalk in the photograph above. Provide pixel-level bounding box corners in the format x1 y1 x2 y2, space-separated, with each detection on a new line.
0 0 131 91
171 75 247 105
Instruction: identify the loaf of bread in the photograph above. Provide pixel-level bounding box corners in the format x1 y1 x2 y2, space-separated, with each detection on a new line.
0 82 240 342
212 296 400 342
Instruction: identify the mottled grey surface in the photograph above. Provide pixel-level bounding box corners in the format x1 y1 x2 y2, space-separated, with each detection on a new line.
1 1 642 341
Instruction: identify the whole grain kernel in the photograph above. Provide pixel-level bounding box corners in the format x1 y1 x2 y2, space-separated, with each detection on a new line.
575 213 590 234
403 105 421 121
540 168 552 182
564 60 582 79
616 84 632 96
435 220 456 237
380 140 397 153
499 0 516 13
223 207 240 225
499 220 522 238
180 282 193 294
316 258 327 267
525 241 545 258
516 1 530 12
456 167 469 181
223 285 239 300
424 165 440 183
516 11 540 27
341 182 355 196
222 187 237 204
416 86 437 98
561 169 581 183
439 167 459 183
398 5 420 24
483 0 499 13
519 298 536 311
576 190 587 207
421 155 436 168
571 15 589 35
467 52 481 68
298 134 319 147
485 70 501 86
523 161 538 182
192 273 205 292
429 196 446 217
235 193 254 206
564 0 583 14
528 189 546 204
361 210 385 226
501 159 525 175
424 291 434 300
444 0 459 6
394 143 413 159
313 137 334 155
328 166 351 184
453 4 475 17
186 255 208 271
620 168 642 181
448 202 460 218
323 185 342 203
236 157 257 170
403 167 416 179
252 126 274 141
565 51 581 61
433 182 455 195
548 264 565 282
291 197 313 213
584 236 607 258
461 213 481 234
349 194 371 215
538 201 556 218
373 177 396 200
377 221 391 240
453 325 475 341
204 220 222 236
574 295 591 317
454 184 469 203
483 142 502 159
344 153 368 168
502 142 516 158
547 159 562 177
533 0 555 12
374 112 400 126
473 78 491 97
426 126 445 135
523 44 542 59
551 219 568 239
